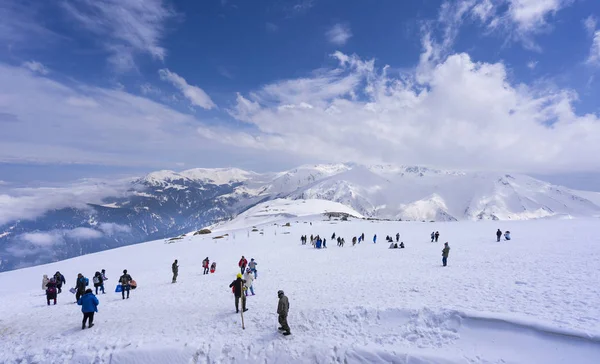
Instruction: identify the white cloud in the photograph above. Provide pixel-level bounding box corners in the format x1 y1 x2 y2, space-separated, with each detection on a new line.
22 61 49 75
20 232 61 247
63 0 175 71
527 61 538 69
584 15 597 36
266 22 279 32
0 179 130 225
98 223 131 236
326 23 352 46
436 0 573 51
216 49 600 174
158 68 216 109
0 63 254 168
65 227 103 240
588 31 600 66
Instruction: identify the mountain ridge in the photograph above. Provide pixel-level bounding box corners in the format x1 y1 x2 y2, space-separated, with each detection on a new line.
1 163 599 271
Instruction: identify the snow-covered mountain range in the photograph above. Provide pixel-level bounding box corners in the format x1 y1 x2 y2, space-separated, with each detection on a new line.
2 163 600 271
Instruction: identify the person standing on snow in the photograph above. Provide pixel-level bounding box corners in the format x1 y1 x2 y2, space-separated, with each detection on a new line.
331 233 336 240
442 242 450 267
75 273 88 302
229 274 247 313
244 268 255 296
496 229 502 242
323 238 327 248
46 277 58 305
430 232 435 242
119 270 133 299
277 290 291 336
373 234 377 244
248 258 258 279
396 233 400 242
101 269 108 281
202 257 210 275
435 231 440 242
239 256 248 275
54 271 66 293
172 259 179 283
93 271 105 295
77 288 99 330
42 274 50 291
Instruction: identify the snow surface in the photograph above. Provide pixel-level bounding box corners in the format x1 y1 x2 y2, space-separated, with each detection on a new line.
210 198 364 231
2 205 600 363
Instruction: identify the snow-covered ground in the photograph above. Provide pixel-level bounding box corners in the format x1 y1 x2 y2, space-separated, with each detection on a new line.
1 208 600 363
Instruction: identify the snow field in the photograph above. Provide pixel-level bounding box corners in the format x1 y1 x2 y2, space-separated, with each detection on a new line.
1 217 600 363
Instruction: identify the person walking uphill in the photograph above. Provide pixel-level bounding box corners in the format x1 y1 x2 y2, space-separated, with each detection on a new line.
42 274 50 291
496 229 502 242
119 270 133 299
435 231 440 243
442 242 450 267
239 256 248 275
248 258 258 279
75 273 88 302
93 271 105 295
277 290 291 336
54 271 66 293
172 259 179 283
203 257 210 275
229 274 247 313
77 288 99 330
46 277 58 305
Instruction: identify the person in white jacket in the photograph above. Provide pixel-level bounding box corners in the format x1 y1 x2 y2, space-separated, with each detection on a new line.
42 274 50 290
244 268 255 296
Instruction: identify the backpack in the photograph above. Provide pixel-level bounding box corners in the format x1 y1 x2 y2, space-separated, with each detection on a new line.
93 276 100 285
84 277 89 286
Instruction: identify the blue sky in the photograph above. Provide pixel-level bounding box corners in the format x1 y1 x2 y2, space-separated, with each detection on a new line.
1 0 600 187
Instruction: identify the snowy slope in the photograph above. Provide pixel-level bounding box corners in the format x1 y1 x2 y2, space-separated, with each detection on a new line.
1 216 600 363
210 198 363 231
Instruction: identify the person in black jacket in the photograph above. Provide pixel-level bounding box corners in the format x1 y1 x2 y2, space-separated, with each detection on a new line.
54 271 66 293
93 271 105 294
496 229 502 242
75 273 88 302
229 274 247 313
119 270 133 299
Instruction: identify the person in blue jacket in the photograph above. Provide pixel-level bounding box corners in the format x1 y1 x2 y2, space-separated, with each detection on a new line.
77 288 99 330
373 234 377 244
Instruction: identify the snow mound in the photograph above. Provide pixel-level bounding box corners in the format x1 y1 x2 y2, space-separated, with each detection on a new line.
212 198 363 231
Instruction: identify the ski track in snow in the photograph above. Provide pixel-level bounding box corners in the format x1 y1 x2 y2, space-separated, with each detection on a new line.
1 217 600 363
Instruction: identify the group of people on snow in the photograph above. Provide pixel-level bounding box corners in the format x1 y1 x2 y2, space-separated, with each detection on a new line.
496 229 511 241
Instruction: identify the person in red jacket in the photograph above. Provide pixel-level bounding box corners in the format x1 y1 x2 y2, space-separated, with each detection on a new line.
239 256 248 275
202 257 210 275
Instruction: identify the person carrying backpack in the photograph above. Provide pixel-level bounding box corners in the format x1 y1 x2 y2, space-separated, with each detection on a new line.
75 273 88 302
54 271 66 293
172 259 179 283
46 277 58 305
77 288 99 330
93 271 105 294
238 256 248 275
248 258 258 279
119 270 133 299
202 257 210 275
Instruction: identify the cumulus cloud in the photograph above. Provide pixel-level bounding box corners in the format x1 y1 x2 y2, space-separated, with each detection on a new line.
22 60 49 75
326 23 352 46
63 0 175 71
214 47 600 174
158 68 216 109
